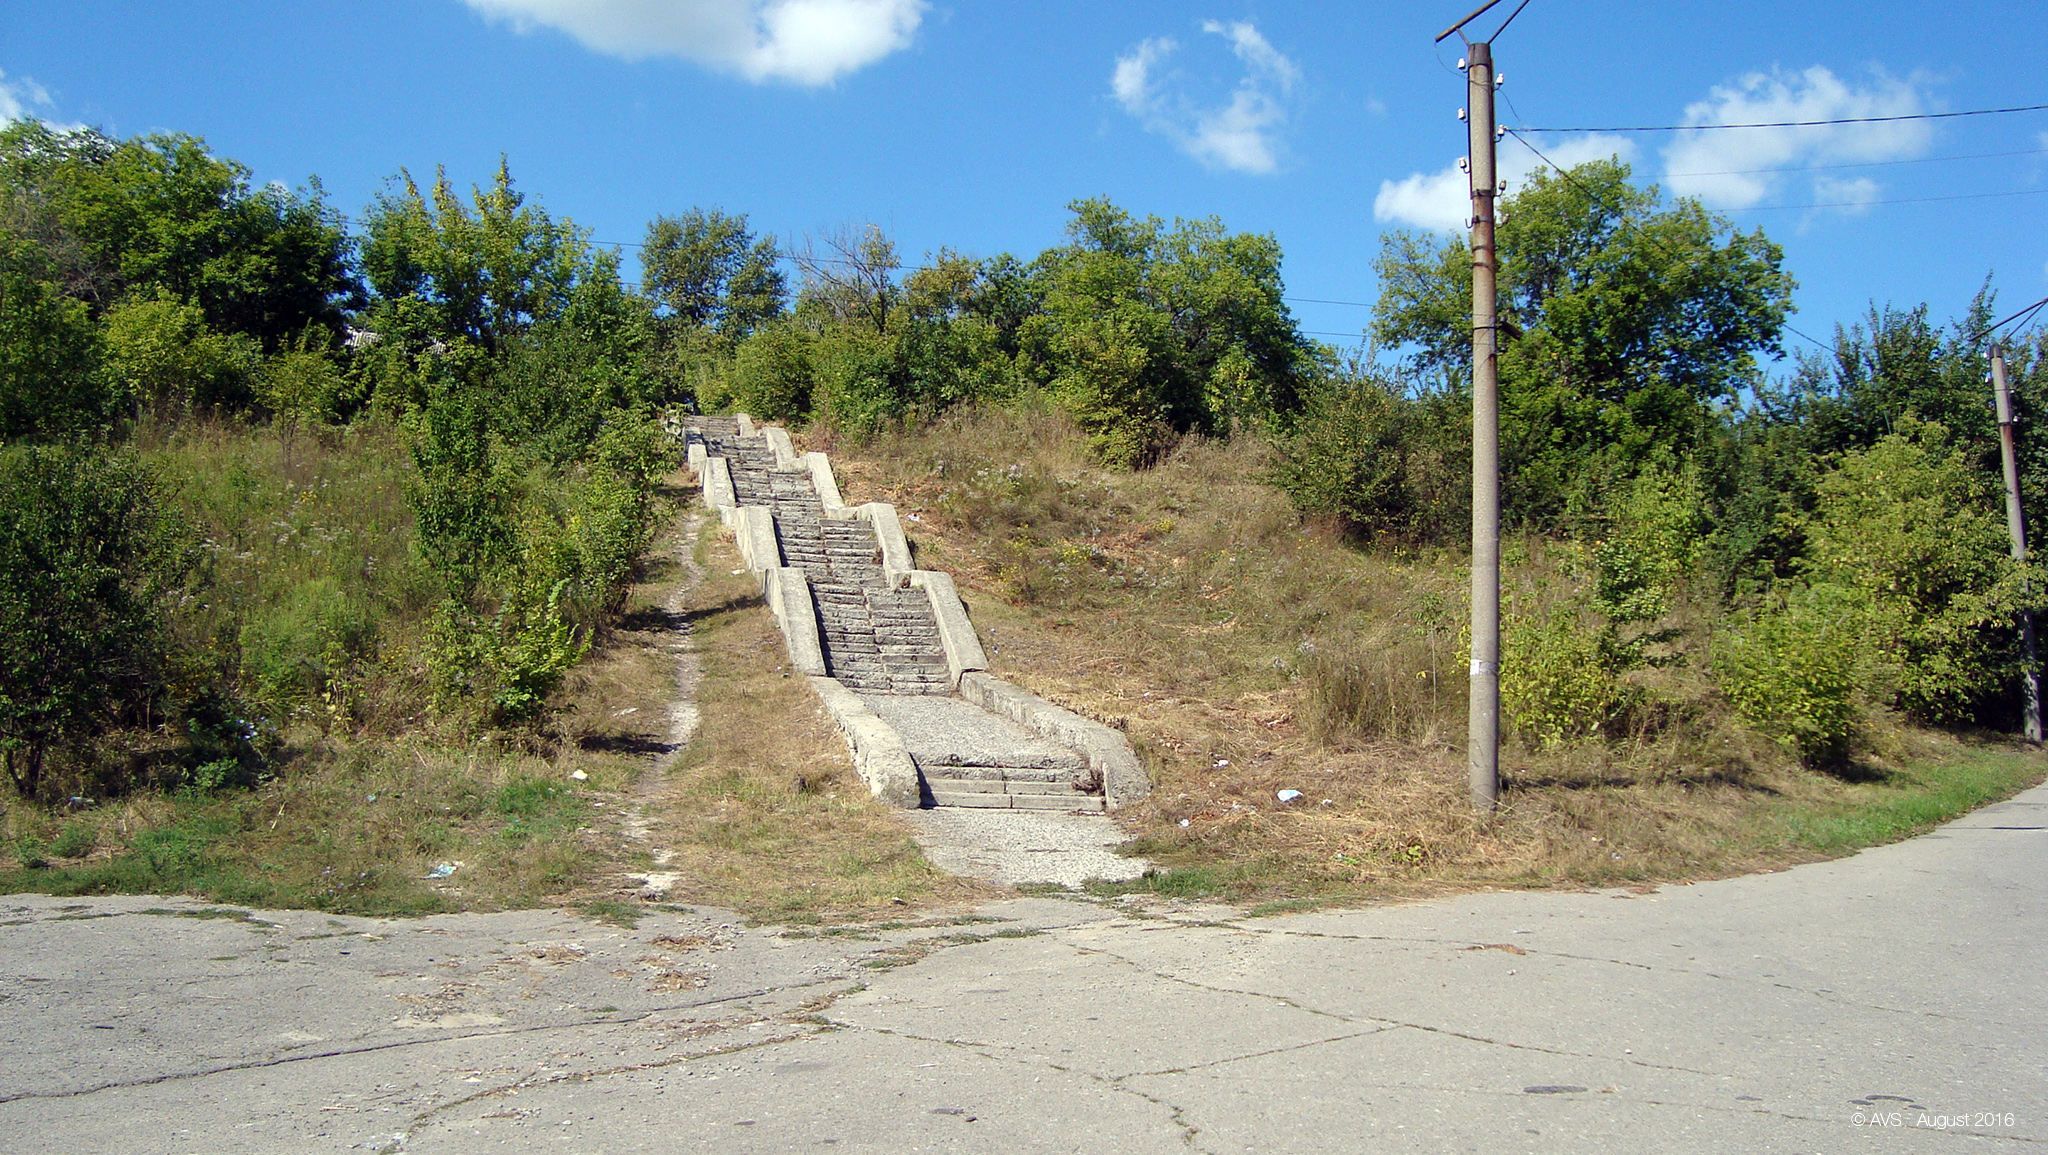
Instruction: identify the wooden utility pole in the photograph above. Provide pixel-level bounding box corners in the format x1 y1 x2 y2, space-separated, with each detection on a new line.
1991 343 2042 741
1465 41 1502 812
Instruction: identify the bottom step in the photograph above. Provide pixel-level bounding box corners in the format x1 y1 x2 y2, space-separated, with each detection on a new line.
926 780 1106 812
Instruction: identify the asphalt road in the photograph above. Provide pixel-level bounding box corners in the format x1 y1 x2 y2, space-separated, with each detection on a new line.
4 781 2043 1154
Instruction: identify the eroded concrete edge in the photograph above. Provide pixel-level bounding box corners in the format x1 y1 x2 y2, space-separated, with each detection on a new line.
907 570 988 689
809 675 922 807
958 672 1149 810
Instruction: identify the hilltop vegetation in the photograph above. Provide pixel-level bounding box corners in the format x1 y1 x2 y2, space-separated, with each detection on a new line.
0 120 2042 911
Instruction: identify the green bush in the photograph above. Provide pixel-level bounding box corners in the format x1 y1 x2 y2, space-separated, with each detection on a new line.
0 445 191 797
1801 421 2014 723
1712 583 1866 766
723 323 814 422
1500 608 1628 747
0 232 111 442
1267 375 1412 534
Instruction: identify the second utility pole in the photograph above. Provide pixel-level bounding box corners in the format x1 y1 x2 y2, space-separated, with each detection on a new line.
1990 343 2042 742
1465 41 1502 813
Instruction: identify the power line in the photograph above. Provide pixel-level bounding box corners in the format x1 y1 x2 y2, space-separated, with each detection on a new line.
1782 323 1833 353
1518 102 2048 134
1727 187 2048 212
1505 128 1828 352
1965 294 2048 346
1666 145 2048 180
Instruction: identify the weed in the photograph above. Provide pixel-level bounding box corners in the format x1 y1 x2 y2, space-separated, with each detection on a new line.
579 900 643 929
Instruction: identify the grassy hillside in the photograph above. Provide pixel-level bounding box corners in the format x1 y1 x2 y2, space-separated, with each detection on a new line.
823 400 2047 907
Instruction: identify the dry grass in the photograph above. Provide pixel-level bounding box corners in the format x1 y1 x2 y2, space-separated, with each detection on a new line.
625 526 994 922
817 400 2048 907
1 481 989 923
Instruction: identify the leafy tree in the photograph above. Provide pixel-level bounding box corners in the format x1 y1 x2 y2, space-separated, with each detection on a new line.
0 230 109 441
490 257 661 463
1032 198 1307 464
256 330 356 441
1373 160 1793 522
641 208 785 339
360 159 596 355
0 121 358 347
0 446 189 797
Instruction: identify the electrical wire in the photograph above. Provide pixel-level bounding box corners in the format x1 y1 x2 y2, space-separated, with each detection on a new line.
1667 145 2048 180
1963 294 2048 346
1726 187 2048 212
1503 128 1831 352
1518 102 2048 134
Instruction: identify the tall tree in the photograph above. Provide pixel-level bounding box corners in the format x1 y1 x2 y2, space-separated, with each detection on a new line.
1373 160 1793 522
0 121 359 347
640 208 785 339
360 159 596 355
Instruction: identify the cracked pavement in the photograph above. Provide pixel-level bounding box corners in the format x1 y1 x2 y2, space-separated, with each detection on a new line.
4 782 2044 1153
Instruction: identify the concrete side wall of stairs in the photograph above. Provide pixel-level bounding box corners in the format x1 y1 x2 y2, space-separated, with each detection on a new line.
685 415 1149 812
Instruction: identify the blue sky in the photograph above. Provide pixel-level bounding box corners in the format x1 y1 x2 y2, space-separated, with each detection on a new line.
5 1 2046 363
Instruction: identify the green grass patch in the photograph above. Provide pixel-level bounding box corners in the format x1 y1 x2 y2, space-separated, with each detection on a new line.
1773 747 2043 854
579 900 643 929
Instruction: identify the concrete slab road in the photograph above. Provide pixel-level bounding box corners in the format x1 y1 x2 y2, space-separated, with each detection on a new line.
3 781 2044 1154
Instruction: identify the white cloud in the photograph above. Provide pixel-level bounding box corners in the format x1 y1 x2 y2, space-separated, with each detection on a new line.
1662 66 1934 211
1373 133 1636 231
461 0 925 86
0 68 53 123
1112 20 1300 175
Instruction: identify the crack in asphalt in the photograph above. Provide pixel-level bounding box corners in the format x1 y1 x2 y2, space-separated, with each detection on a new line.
832 1024 1219 1155
1064 938 1730 1080
0 979 847 1105
1116 916 1986 1032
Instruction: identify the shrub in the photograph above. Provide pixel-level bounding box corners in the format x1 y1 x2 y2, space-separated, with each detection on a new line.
1500 607 1628 747
0 445 190 796
1801 421 2014 723
0 233 111 441
1712 583 1866 766
1267 375 1412 535
723 323 814 421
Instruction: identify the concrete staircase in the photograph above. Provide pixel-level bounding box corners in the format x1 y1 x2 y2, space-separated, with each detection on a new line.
685 415 1147 813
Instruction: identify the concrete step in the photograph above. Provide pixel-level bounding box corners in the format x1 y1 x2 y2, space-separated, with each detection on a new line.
926 788 1107 812
924 777 1094 795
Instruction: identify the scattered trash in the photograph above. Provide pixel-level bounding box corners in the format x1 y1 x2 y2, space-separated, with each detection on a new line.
1320 798 1335 807
425 861 462 879
1179 818 1192 828
614 707 639 716
365 794 376 803
1213 758 1230 768
730 569 745 575
569 769 589 781
1276 789 1304 803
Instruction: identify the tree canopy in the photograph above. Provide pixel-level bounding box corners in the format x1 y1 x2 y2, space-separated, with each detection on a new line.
1373 159 1794 520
